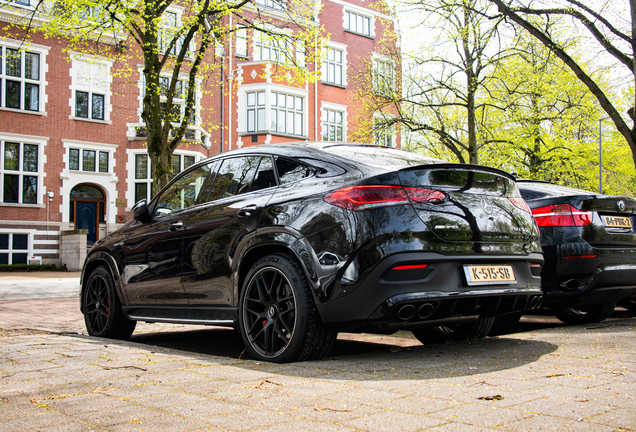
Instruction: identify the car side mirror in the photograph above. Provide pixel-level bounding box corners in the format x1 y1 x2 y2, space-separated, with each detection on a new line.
131 199 151 222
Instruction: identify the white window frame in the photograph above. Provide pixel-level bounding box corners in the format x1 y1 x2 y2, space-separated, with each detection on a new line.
374 113 397 148
321 101 347 142
343 6 375 38
239 84 308 138
256 0 286 11
158 6 193 58
0 133 46 207
126 149 203 209
68 53 113 123
0 39 49 114
0 230 35 265
373 53 395 96
322 41 347 87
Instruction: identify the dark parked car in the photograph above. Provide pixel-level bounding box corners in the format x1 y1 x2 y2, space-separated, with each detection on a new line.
492 180 636 331
80 143 544 362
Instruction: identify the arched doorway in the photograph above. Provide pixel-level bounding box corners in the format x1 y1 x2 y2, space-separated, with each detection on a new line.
70 184 106 243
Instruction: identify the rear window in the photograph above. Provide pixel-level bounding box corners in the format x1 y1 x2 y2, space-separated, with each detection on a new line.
518 182 593 200
323 145 445 168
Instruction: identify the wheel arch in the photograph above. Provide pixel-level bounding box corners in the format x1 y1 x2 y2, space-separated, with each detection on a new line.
236 233 322 307
80 252 126 313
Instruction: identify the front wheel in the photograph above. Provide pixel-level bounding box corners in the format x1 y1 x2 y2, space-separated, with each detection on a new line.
412 316 495 345
83 266 136 340
552 302 616 325
238 254 336 363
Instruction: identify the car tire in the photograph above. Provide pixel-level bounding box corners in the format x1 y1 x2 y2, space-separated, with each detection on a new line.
619 298 636 312
239 253 337 363
412 316 495 345
83 266 136 340
552 302 617 325
488 312 523 336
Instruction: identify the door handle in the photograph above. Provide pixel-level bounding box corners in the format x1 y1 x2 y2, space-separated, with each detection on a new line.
169 221 184 231
238 204 258 217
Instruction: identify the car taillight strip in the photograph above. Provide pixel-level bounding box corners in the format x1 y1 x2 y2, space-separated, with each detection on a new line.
392 264 428 270
324 185 446 211
564 255 598 260
532 204 593 227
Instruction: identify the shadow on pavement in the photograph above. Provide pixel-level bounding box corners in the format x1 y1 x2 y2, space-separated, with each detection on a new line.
128 326 559 379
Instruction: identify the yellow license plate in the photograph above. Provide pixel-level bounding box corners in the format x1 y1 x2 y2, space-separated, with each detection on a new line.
464 265 516 286
602 215 632 229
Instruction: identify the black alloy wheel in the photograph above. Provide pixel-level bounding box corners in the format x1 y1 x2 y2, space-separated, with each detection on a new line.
239 254 336 363
552 302 616 325
83 266 136 339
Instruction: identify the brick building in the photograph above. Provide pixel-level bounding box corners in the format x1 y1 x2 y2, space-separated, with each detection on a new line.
0 0 400 266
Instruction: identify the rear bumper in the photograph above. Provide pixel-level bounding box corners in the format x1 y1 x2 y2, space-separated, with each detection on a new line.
542 247 636 307
316 251 544 331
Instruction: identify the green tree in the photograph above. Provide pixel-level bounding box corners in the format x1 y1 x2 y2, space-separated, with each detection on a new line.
486 0 636 171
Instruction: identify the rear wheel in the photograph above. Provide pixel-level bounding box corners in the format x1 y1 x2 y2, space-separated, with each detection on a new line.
552 302 616 325
239 254 337 363
412 316 495 345
489 312 523 336
83 266 136 339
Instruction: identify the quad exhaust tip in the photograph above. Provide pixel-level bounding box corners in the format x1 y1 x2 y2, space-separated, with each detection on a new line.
397 303 436 321
529 295 543 310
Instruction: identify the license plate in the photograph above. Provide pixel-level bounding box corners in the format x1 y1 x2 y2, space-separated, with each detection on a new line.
464 265 516 286
602 215 632 229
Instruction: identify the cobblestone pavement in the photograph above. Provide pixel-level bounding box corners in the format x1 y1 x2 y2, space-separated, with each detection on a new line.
0 275 635 431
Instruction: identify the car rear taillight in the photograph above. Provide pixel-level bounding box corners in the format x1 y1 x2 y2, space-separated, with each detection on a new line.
323 185 446 212
509 197 531 213
532 204 593 227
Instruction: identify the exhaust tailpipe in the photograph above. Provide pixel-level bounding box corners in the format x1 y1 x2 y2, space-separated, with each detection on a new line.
397 305 416 321
417 303 435 319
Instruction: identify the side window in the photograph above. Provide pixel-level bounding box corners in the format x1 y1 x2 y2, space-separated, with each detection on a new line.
153 163 213 218
275 158 313 184
251 156 277 192
208 157 261 202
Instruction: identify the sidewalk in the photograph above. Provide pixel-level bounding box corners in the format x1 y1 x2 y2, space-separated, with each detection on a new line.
1 276 635 431
0 271 81 301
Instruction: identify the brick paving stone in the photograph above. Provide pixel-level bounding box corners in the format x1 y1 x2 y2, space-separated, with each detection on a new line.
339 409 446 431
0 294 635 432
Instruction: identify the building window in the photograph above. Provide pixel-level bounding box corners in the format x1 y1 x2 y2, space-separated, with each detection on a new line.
344 11 372 37
0 233 30 265
322 47 344 86
247 91 266 133
134 153 152 203
9 0 31 6
69 148 109 173
256 0 285 10
71 54 111 122
254 30 290 63
159 11 180 56
158 76 195 125
271 92 304 136
1 47 42 112
235 26 248 57
322 109 344 142
373 57 394 96
171 154 197 175
75 91 105 120
374 116 396 147
1 141 39 204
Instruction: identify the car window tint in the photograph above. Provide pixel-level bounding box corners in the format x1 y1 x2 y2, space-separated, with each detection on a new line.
251 156 277 192
154 163 213 218
208 156 261 201
194 160 219 205
276 158 313 184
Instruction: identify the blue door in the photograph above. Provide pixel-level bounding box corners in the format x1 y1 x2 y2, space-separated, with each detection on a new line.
76 201 97 242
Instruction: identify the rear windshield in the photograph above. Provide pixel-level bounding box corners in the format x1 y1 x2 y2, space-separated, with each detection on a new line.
323 145 445 168
518 182 594 200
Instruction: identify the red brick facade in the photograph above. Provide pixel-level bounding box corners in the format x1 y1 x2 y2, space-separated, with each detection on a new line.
0 0 399 266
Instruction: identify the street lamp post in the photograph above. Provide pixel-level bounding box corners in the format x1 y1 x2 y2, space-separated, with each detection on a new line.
599 116 610 194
